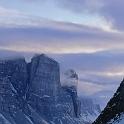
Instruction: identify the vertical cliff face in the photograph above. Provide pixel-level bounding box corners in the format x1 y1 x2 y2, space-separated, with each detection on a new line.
29 54 60 97
28 54 61 119
61 87 81 117
0 55 83 124
61 69 81 117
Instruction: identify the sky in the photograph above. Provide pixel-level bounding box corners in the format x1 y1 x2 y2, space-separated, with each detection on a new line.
0 0 124 108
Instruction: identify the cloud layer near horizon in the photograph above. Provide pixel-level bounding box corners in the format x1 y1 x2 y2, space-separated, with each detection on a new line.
0 23 124 54
19 0 124 31
0 49 123 108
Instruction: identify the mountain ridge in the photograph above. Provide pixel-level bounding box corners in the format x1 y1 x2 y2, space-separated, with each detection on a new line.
93 79 124 124
0 54 84 124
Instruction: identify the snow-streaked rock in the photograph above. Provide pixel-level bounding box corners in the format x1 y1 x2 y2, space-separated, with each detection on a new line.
0 54 85 124
107 113 124 124
93 79 124 124
80 97 101 123
0 113 12 124
0 58 28 96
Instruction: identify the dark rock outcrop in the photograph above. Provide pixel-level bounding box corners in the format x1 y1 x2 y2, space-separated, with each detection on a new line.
93 79 124 124
0 58 28 96
0 54 83 124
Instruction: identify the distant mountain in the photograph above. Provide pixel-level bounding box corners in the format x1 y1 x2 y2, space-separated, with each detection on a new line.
0 54 88 124
80 97 101 123
93 79 124 124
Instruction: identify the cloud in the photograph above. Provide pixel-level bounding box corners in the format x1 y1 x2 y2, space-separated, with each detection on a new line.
0 22 124 54
0 5 123 55
0 6 60 28
51 52 124 99
100 0 124 31
0 6 20 16
11 0 124 31
52 52 124 79
54 0 102 13
47 0 124 31
51 52 124 107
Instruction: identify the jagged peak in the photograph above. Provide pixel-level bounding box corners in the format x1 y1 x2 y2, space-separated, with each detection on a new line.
31 53 59 66
93 78 124 124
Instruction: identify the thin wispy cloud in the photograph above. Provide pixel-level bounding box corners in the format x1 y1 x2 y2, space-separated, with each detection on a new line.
0 25 124 54
51 0 124 31
0 2 112 32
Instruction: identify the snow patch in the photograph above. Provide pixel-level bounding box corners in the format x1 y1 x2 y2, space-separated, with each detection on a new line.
25 115 34 124
0 113 11 124
10 83 17 94
108 113 124 124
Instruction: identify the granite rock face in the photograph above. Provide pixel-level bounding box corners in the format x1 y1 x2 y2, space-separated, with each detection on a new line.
61 69 81 118
0 58 28 96
0 54 83 124
30 54 60 97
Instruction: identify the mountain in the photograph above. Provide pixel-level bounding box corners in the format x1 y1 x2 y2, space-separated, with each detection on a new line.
91 90 114 110
61 69 101 123
93 79 124 124
80 97 101 123
0 54 87 124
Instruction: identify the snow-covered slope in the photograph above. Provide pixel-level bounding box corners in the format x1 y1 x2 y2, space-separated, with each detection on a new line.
93 79 124 124
108 113 124 124
80 97 101 123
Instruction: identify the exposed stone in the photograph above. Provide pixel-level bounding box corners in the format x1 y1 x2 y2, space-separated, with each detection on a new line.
0 54 83 124
0 58 28 97
93 79 124 124
29 54 60 98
